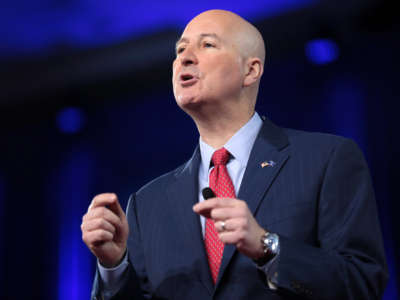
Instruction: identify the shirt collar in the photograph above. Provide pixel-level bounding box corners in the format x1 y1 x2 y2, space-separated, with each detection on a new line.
199 112 263 173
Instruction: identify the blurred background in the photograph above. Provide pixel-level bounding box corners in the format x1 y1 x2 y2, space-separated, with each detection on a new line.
0 0 399 299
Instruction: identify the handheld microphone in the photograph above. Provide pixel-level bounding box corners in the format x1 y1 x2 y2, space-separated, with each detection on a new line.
202 187 215 200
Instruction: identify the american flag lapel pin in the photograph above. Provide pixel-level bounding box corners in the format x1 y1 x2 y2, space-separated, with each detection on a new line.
261 160 276 168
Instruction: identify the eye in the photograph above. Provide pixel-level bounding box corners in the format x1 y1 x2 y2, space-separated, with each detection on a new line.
176 46 185 54
203 42 215 48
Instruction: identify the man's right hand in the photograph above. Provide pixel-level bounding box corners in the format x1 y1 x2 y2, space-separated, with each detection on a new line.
81 193 129 268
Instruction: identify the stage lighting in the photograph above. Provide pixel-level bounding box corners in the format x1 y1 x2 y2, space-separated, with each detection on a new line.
56 107 85 134
305 38 339 65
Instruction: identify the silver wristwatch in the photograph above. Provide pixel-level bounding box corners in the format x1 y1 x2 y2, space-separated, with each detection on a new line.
254 231 280 266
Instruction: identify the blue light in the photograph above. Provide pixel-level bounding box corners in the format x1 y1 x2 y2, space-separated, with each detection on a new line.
0 0 317 56
56 107 85 134
50 151 94 300
324 77 366 146
305 38 339 65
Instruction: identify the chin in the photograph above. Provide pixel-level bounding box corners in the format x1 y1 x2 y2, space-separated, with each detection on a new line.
175 94 202 110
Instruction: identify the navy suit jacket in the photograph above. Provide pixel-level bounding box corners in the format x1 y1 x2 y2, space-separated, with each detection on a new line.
92 117 388 299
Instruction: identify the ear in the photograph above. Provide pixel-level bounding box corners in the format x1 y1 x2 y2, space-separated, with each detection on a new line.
243 57 263 87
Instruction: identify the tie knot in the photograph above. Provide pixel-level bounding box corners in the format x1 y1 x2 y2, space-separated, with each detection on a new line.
211 148 231 166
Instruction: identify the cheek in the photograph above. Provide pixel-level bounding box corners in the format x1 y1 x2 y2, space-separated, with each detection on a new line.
172 70 177 84
213 55 242 78
172 74 180 95
215 62 242 88
172 61 179 82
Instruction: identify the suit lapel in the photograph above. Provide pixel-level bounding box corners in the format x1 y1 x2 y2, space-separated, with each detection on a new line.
238 118 290 216
216 117 290 286
166 147 214 295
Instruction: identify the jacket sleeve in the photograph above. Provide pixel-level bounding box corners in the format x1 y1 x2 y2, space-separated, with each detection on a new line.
269 138 388 299
91 193 151 300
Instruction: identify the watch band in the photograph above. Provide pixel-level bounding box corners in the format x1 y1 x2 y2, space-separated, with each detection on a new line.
254 231 280 266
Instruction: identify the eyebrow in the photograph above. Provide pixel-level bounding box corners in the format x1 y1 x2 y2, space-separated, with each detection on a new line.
175 33 221 50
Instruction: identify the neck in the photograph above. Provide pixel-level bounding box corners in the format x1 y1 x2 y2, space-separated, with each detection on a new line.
192 105 254 149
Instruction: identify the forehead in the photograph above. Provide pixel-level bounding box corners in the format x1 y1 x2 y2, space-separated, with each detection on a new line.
178 17 234 44
176 33 221 49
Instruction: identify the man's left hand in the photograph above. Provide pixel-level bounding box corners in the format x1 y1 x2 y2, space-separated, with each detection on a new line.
193 197 266 259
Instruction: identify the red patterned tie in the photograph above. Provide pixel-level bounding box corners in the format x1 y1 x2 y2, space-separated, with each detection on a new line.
205 147 236 284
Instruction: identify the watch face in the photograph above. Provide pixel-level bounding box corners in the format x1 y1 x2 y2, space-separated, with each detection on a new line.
266 233 279 255
254 233 279 266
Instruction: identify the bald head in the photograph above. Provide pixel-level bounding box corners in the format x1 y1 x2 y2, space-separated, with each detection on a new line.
173 9 265 121
186 10 266 65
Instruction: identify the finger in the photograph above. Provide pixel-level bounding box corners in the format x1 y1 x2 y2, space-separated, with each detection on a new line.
215 220 228 233
210 207 246 221
107 197 125 219
81 218 116 235
216 217 249 233
218 230 245 245
194 205 212 219
89 193 119 211
82 229 114 246
193 197 237 215
83 207 122 230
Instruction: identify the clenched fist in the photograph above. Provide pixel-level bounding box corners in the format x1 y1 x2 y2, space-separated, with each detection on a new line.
81 193 129 268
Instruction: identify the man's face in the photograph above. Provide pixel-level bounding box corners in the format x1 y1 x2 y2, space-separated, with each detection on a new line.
172 16 244 111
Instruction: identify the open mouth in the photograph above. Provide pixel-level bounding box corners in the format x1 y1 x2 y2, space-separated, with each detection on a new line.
180 73 198 86
181 74 194 81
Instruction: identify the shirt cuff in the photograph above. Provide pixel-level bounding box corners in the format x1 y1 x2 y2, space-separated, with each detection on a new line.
97 252 129 298
255 252 280 290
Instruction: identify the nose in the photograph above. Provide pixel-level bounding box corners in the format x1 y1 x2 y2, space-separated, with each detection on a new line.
179 47 198 66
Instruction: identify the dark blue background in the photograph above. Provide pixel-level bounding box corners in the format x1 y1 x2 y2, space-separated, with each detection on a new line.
0 1 398 299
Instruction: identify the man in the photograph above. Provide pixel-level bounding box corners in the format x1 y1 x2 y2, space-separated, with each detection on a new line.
81 9 388 299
